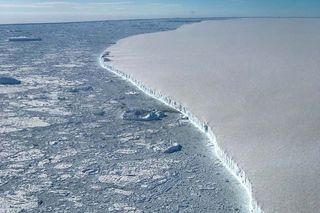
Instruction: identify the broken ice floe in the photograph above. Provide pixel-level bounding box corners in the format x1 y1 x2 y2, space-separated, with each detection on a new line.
108 203 138 212
93 110 105 116
0 190 38 212
125 91 139 95
122 109 166 121
115 149 138 154
0 77 21 85
67 85 93 93
180 114 189 120
82 164 100 175
0 117 50 133
98 158 175 188
53 63 85 68
164 143 182 154
112 189 133 196
8 149 44 162
7 36 42 42
54 163 73 170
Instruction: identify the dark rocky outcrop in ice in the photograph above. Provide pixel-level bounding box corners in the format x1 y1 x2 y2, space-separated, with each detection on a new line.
102 52 111 62
103 57 111 62
122 109 166 121
102 51 110 58
0 77 21 85
164 143 182 153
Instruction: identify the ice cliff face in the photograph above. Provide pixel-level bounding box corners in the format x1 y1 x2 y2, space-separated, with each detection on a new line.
103 18 320 213
100 57 262 213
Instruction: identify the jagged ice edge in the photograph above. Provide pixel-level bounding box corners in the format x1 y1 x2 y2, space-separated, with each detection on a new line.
99 54 263 213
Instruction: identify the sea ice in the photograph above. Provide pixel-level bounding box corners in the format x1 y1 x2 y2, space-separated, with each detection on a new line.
164 143 182 154
0 77 21 85
122 109 166 121
67 85 93 93
0 19 249 212
7 36 42 42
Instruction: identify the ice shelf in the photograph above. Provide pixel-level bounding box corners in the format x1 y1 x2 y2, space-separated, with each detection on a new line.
101 18 320 213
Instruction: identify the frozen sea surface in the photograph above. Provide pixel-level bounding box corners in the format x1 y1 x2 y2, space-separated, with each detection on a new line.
107 18 320 213
0 19 248 212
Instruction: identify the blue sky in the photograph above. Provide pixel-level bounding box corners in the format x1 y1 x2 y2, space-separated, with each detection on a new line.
0 0 320 24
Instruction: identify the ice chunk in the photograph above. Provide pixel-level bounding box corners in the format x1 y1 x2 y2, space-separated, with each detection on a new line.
164 143 182 154
8 36 41 42
82 164 100 175
93 110 105 116
0 77 21 85
122 109 166 121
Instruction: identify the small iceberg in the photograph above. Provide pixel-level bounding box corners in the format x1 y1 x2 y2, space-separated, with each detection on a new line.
7 36 42 42
164 143 182 154
93 110 105 116
122 109 166 121
6 30 22 33
0 77 21 85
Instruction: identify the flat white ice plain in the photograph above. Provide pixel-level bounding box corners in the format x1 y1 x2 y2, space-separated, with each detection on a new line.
106 18 320 213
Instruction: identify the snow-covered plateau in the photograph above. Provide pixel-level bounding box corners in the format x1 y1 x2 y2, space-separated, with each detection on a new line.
105 18 320 213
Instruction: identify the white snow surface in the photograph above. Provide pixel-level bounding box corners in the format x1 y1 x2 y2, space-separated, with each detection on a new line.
105 18 320 213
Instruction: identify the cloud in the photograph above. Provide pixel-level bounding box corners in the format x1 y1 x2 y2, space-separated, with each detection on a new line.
146 2 182 8
36 1 76 6
0 3 50 9
90 1 132 6
0 1 133 10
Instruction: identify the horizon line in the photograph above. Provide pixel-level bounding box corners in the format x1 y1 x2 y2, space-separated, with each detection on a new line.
1 16 320 26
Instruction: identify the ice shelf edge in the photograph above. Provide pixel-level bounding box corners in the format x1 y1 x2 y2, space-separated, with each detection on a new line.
99 54 264 213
